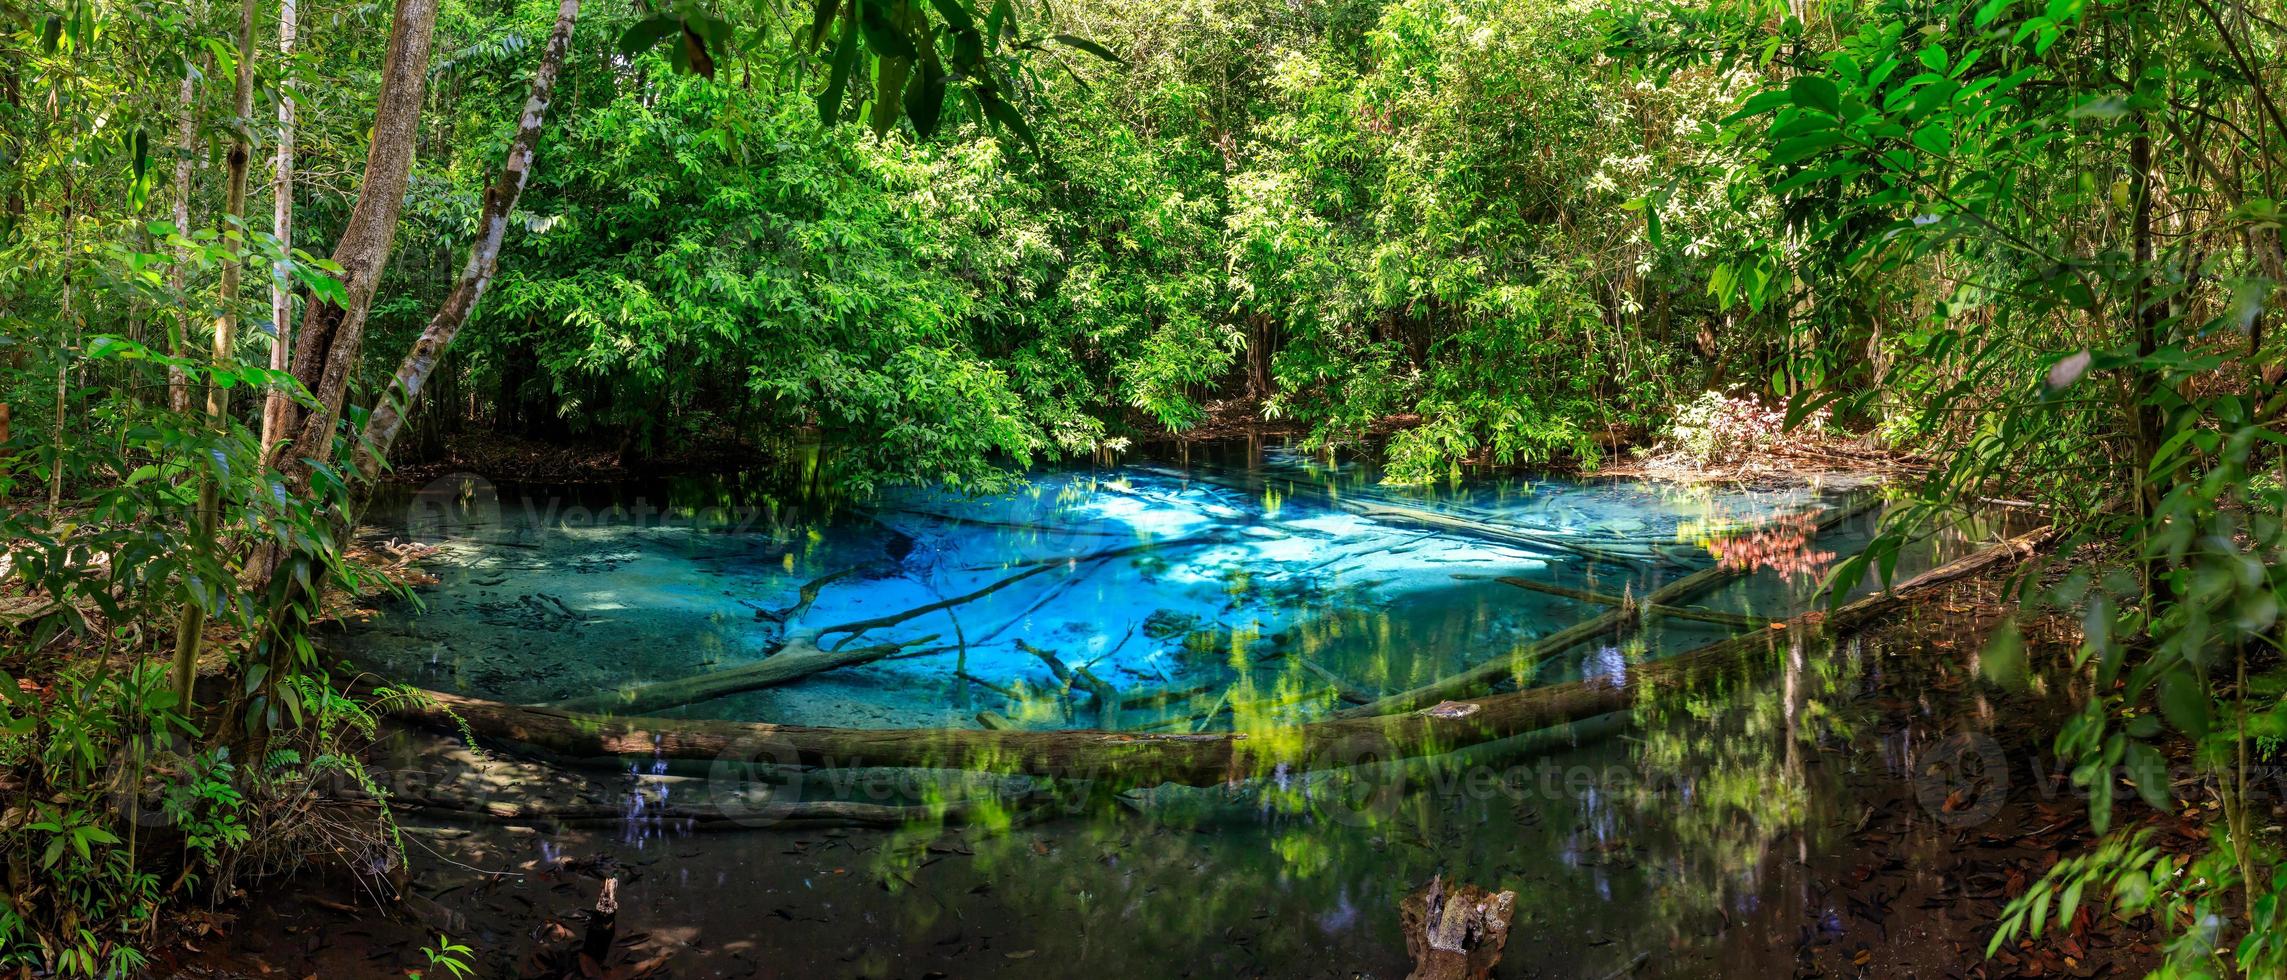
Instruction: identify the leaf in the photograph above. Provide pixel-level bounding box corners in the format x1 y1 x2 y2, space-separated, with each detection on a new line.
925 0 974 34
872 55 911 135
2157 670 2211 738
859 0 917 59
817 12 861 125
1783 387 1847 432
1049 34 1122 64
806 0 840 50
617 15 681 58
905 53 949 137
974 84 1035 152
1791 75 1840 115
2124 741 2169 809
1981 617 2026 688
681 21 717 79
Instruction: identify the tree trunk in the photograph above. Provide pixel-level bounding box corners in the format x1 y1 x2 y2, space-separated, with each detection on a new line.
260 0 298 454
353 0 581 485
268 0 441 486
171 0 259 709
46 173 71 518
167 62 201 415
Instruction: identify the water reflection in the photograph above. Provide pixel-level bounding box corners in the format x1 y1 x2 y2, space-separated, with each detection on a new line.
341 446 2041 975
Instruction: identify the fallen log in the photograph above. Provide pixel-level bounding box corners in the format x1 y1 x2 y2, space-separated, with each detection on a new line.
1497 577 1771 629
545 633 941 715
1334 494 1881 718
392 790 1042 832
394 520 2039 789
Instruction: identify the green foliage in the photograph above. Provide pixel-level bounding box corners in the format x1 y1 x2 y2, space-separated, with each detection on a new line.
410 934 477 980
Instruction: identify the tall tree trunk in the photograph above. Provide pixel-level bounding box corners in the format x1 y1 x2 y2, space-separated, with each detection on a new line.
47 174 72 518
260 0 298 454
268 0 440 488
355 0 581 485
167 62 201 415
171 0 259 710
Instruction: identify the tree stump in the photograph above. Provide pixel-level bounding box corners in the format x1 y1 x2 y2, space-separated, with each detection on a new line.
1399 875 1516 980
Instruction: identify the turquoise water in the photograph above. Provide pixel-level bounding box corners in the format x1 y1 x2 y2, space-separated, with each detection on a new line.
339 448 1883 730
331 448 2058 977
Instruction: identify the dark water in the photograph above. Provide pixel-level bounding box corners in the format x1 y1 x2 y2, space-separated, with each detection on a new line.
332 447 2035 976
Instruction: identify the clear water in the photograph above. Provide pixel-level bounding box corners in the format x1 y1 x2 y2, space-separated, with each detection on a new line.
340 447 1893 731
330 446 2054 977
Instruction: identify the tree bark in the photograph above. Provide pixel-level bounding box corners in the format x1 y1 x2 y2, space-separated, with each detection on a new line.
269 0 440 484
260 0 298 454
171 0 259 709
352 0 581 485
167 61 201 415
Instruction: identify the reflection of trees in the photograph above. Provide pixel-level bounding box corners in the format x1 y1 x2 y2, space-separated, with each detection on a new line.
1615 631 1865 935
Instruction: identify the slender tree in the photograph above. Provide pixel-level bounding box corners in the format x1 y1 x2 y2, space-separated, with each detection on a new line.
260 0 296 453
171 0 259 709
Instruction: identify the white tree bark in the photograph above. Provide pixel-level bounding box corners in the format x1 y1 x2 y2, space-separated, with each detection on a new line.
260 0 298 454
167 66 199 414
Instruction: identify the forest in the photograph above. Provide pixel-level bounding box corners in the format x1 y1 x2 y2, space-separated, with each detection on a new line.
2 0 2285 975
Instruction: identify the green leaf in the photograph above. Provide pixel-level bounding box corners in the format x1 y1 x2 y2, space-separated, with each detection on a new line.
2124 741 2169 809
1791 75 1840 114
859 0 917 59
925 0 974 34
618 15 680 58
905 53 949 138
806 0 840 50
1049 34 1122 64
1981 617 2027 687
2158 671 2211 738
817 11 861 125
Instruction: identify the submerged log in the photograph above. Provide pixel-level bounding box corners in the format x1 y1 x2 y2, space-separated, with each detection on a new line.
544 634 940 715
397 521 2042 789
1334 494 1881 718
1400 876 1516 980
1497 577 1771 629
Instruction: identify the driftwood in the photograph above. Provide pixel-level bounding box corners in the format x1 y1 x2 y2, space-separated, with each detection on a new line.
1497 577 1770 629
1334 494 1881 718
1400 876 1516 980
397 520 2042 789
